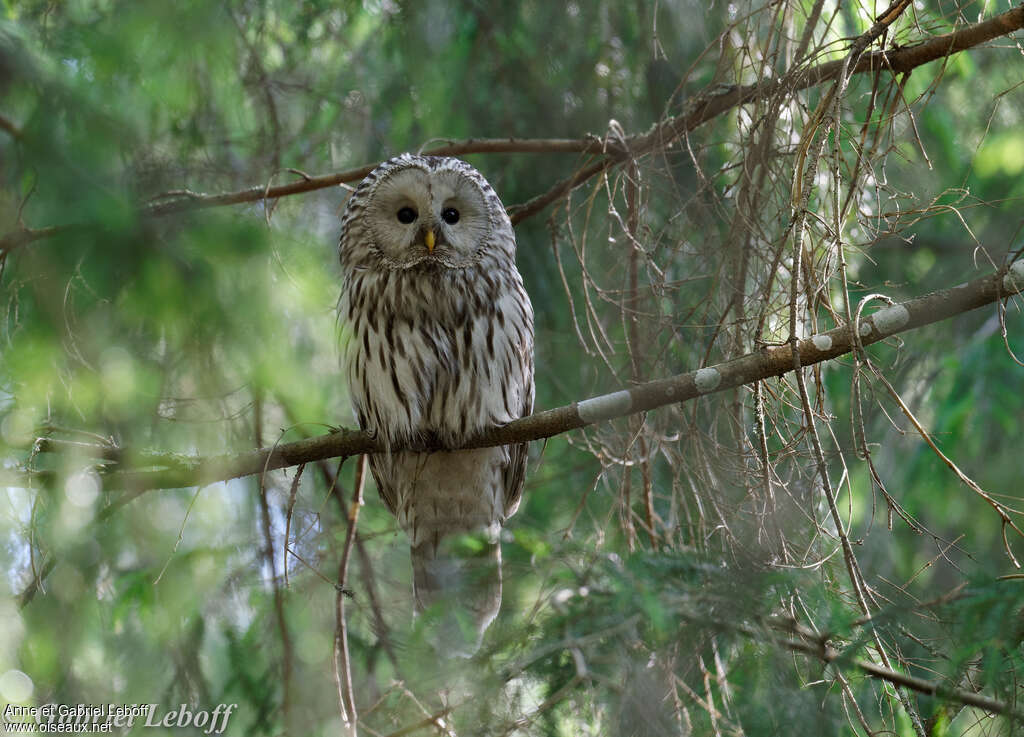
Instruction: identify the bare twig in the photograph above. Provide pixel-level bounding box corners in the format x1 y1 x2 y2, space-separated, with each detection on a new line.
16 555 55 610
253 397 294 731
333 454 366 735
283 463 305 587
381 707 453 737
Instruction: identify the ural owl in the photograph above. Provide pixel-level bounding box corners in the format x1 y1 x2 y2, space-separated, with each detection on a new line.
338 153 534 652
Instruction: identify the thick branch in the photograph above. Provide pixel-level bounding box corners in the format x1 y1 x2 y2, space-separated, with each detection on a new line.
70 259 1022 494
2 4 1022 254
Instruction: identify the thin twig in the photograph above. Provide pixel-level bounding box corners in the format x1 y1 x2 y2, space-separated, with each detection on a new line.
283 463 305 587
334 454 366 735
254 396 294 732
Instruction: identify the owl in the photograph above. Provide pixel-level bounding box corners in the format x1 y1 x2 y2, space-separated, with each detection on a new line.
337 153 534 653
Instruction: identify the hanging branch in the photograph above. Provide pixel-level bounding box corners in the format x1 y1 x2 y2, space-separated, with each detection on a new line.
2 3 1022 256
17 259 1016 498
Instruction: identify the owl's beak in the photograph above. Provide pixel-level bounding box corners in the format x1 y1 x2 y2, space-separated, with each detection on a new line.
424 229 436 253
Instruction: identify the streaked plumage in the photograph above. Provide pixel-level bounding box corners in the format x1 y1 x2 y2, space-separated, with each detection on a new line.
337 154 534 652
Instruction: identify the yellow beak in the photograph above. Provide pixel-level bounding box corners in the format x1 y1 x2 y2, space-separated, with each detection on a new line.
424 229 435 253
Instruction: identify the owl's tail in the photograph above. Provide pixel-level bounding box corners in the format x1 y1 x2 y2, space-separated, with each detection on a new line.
410 534 502 657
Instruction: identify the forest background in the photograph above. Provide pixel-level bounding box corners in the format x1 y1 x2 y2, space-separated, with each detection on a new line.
2 1 1024 735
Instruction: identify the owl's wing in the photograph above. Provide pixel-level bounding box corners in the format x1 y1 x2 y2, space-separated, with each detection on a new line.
366 453 401 517
503 443 530 520
501 334 535 520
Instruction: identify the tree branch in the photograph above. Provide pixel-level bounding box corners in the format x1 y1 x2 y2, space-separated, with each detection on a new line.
764 623 1024 722
2 3 1022 255
673 611 1024 722
47 259 1018 499
0 112 22 138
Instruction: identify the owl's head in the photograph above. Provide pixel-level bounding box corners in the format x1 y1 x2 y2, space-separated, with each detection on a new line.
340 153 513 271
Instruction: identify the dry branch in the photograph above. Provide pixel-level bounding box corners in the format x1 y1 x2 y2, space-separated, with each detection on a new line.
2 3 1022 255
42 259 1017 496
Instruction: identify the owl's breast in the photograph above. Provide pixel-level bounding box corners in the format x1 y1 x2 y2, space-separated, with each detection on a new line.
343 263 532 448
370 446 509 542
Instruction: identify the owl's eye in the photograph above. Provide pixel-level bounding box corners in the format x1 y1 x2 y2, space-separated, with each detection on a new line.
441 207 460 225
396 206 417 224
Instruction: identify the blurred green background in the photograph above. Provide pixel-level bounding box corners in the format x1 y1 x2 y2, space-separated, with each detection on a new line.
2 1 1023 735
